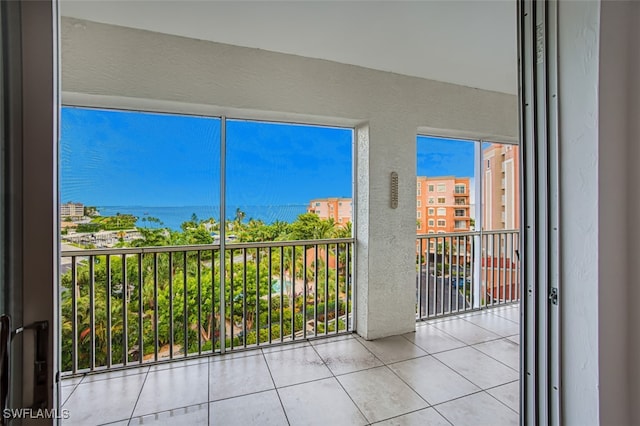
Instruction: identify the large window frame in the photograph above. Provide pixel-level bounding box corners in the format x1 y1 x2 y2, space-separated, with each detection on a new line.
60 106 357 243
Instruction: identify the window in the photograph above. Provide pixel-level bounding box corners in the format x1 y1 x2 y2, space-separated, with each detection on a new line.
437 197 446 204
437 183 446 192
417 188 421 196
428 230 435 234
417 200 422 207
428 184 434 192
455 197 466 205
437 219 446 227
62 109 354 243
417 222 421 230
437 208 446 216
339 202 342 206
487 159 491 169
454 220 466 229
455 184 466 194
455 209 466 217
428 208 434 215
428 197 435 204
437 231 445 234
61 107 222 235
417 210 422 218
417 181 422 188
428 219 435 226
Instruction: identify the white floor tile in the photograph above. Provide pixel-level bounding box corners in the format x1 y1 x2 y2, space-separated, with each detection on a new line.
210 390 288 425
60 306 521 426
130 403 208 425
278 378 367 426
492 307 521 323
404 324 466 354
436 391 519 426
431 319 501 345
434 347 518 389
133 363 209 416
62 373 146 425
264 345 332 387
209 353 274 400
147 357 208 372
313 338 383 375
487 381 520 413
337 366 428 423
61 376 84 386
60 383 77 407
462 314 519 337
389 356 480 405
356 335 427 364
373 407 451 426
473 338 520 370
260 341 311 354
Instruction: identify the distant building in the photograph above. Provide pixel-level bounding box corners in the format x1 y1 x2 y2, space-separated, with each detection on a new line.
307 197 352 225
60 221 78 232
481 144 520 301
61 202 84 219
482 144 520 230
416 176 471 234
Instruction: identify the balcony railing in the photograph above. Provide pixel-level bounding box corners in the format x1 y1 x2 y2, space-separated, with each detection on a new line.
416 230 519 320
60 238 354 376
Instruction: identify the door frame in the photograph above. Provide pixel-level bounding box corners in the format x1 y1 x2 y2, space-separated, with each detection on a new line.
2 0 59 419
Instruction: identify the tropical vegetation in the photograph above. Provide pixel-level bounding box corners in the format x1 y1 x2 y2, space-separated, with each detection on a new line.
60 211 352 372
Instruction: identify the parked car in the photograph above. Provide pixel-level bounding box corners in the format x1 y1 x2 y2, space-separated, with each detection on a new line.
451 277 471 289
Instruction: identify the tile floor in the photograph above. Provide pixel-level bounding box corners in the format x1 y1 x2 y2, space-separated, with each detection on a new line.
61 304 520 426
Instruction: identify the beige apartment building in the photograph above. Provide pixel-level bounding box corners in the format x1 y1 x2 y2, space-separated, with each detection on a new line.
416 176 471 234
482 144 520 230
307 197 352 225
60 201 84 218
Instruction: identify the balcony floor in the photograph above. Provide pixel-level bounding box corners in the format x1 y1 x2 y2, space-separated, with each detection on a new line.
61 304 520 426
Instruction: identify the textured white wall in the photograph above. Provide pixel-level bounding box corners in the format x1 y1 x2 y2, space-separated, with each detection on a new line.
558 1 601 423
61 17 517 339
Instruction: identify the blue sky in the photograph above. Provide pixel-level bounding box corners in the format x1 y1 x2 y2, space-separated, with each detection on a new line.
61 107 478 212
416 135 475 177
60 107 352 207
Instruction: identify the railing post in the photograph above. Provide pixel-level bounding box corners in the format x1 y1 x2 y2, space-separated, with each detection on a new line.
473 233 482 309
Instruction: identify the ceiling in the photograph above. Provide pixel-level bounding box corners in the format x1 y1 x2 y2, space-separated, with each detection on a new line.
60 0 518 94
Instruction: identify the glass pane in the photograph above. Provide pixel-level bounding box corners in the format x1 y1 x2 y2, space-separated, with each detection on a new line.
226 119 353 241
416 136 476 233
60 107 221 247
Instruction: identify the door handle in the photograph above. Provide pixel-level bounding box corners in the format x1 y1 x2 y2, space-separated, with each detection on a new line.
0 316 49 424
12 320 49 409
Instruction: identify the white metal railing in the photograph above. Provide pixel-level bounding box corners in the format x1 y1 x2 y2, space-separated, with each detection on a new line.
60 238 354 376
415 230 519 320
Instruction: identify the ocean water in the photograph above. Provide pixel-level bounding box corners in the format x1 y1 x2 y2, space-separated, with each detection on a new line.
97 205 308 230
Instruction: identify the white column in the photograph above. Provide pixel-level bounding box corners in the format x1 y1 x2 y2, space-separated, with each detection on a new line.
355 119 417 340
